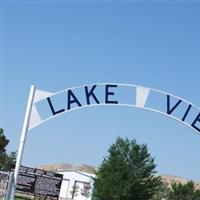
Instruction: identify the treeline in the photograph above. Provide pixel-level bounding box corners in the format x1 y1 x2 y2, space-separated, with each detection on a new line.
0 128 16 171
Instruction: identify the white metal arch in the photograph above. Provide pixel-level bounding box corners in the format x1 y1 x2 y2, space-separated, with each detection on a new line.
29 83 200 135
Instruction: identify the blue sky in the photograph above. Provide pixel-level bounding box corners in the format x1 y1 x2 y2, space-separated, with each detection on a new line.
1 1 200 181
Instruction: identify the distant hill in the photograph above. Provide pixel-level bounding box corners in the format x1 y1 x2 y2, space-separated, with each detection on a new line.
39 163 200 189
161 174 200 190
39 163 96 174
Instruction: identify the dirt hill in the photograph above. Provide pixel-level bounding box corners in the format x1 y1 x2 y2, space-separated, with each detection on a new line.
39 163 96 174
161 174 200 189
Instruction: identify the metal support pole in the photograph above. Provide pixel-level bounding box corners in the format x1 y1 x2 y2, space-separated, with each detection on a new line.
11 85 36 200
4 172 14 200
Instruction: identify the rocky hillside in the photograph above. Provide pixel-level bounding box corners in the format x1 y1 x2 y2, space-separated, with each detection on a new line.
39 163 96 174
161 174 200 189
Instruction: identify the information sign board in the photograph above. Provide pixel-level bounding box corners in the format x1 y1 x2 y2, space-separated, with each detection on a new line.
16 165 63 200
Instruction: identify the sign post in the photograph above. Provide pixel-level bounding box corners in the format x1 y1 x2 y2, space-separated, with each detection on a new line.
11 85 36 200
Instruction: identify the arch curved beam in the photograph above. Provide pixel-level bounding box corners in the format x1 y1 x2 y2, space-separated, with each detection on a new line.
29 83 200 135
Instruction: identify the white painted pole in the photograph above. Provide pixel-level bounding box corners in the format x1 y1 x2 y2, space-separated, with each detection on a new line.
12 85 36 199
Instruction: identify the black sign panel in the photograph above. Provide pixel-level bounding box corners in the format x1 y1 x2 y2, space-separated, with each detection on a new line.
16 165 63 200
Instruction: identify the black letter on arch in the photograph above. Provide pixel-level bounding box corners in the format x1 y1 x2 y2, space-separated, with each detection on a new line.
47 97 65 116
181 104 192 122
191 112 200 133
67 89 82 110
85 85 100 105
105 84 118 104
167 95 182 115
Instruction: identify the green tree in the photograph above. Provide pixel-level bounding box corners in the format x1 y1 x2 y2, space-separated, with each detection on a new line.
151 181 170 200
0 128 16 171
92 137 163 200
167 181 200 200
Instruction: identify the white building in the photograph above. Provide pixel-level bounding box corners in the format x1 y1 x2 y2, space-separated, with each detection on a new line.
39 163 96 200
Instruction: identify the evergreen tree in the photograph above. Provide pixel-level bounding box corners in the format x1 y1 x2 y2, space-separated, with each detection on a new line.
0 128 16 171
151 181 170 200
92 137 162 200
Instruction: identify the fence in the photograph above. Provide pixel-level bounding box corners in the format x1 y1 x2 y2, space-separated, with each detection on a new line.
0 171 9 200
